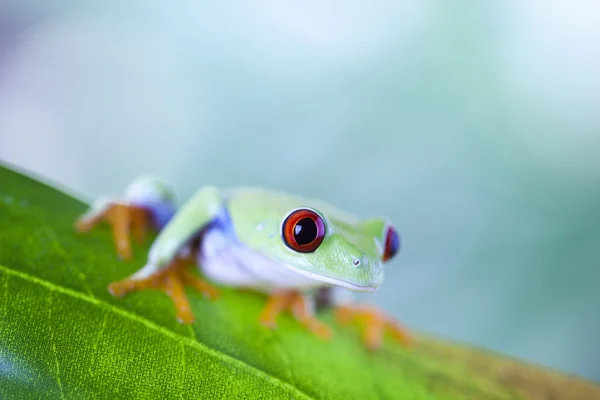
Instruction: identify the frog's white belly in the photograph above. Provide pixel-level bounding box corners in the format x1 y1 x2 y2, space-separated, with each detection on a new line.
198 228 325 293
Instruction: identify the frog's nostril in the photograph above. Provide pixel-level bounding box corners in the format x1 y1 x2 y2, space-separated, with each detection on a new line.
352 258 361 267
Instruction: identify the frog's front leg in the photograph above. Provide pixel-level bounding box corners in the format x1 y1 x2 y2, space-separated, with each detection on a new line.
335 305 414 350
328 288 414 350
259 290 333 339
107 185 224 323
108 250 220 323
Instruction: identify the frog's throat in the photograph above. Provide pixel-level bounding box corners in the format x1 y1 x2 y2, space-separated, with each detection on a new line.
279 262 380 292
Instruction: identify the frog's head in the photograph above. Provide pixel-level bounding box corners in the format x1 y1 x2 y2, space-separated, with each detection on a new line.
271 207 401 292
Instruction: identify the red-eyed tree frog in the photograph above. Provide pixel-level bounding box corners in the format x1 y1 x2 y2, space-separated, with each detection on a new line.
75 177 413 350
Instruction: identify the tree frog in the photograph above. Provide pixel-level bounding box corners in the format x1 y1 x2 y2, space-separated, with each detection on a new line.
75 178 413 350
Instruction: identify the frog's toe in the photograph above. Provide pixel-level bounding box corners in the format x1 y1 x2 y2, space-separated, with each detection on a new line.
386 319 415 347
107 279 138 298
74 218 96 233
290 294 333 339
107 254 218 325
258 290 332 340
105 203 136 261
181 269 220 301
334 305 414 350
162 271 195 324
299 318 333 339
259 291 294 329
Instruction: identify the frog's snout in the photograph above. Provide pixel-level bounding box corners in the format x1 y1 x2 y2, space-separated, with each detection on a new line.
350 256 384 291
369 259 385 289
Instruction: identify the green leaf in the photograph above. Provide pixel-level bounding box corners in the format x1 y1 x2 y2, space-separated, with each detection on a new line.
1 163 599 400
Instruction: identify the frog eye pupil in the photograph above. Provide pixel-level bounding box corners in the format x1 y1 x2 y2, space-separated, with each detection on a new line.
294 218 317 245
282 209 326 253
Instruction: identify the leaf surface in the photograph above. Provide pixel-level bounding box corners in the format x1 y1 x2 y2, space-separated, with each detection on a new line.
1 163 599 399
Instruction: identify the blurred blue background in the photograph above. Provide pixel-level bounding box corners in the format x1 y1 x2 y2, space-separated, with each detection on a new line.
1 0 599 383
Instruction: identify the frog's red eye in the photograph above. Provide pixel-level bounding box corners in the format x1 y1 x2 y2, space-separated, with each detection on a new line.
382 225 400 262
282 209 326 253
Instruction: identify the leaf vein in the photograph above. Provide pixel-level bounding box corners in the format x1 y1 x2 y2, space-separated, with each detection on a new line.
1 273 8 320
0 264 314 400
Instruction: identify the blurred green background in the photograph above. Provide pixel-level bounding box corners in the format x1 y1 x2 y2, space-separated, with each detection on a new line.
0 1 599 383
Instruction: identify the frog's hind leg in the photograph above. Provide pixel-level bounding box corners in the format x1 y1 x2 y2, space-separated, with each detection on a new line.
108 253 220 324
259 290 333 339
75 198 129 259
75 201 150 261
75 176 176 261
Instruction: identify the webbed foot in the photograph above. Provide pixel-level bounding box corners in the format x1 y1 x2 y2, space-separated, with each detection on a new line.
75 177 176 260
108 255 220 324
259 290 333 339
75 202 152 260
335 305 414 350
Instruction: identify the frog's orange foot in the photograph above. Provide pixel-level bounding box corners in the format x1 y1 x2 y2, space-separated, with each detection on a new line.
108 255 220 324
335 305 414 350
75 203 153 261
259 290 333 340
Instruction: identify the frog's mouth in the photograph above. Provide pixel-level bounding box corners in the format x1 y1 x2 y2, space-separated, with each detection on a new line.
281 262 380 292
